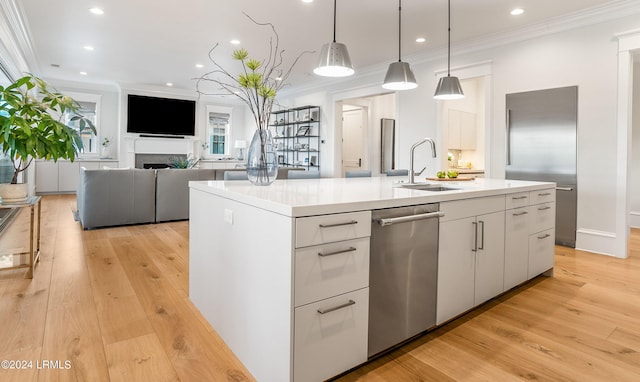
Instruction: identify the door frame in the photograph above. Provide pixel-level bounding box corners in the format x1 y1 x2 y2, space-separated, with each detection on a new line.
341 104 369 177
613 29 640 258
332 85 396 177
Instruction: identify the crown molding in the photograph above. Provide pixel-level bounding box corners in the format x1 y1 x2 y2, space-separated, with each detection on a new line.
0 0 39 75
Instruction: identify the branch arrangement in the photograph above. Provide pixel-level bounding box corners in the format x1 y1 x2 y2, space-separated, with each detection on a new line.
195 13 313 130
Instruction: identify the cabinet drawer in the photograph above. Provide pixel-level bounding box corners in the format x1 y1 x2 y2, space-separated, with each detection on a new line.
296 211 371 248
294 288 369 382
530 202 556 233
440 195 505 222
528 228 555 278
295 237 370 307
530 188 556 205
505 192 530 210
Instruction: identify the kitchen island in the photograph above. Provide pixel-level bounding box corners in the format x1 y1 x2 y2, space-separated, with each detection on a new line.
188 177 556 382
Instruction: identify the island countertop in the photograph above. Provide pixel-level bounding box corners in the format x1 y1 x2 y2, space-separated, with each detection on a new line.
188 177 555 217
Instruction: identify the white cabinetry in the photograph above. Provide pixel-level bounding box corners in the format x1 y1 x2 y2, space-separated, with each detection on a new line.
34 161 59 193
58 161 80 192
448 109 476 150
35 160 118 193
293 211 370 382
504 188 556 290
437 195 505 325
35 160 79 193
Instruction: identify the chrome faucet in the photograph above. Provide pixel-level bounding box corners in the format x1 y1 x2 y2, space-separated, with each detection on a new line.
409 138 437 184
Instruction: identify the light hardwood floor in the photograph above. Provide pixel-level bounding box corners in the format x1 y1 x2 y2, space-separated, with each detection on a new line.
1 194 639 381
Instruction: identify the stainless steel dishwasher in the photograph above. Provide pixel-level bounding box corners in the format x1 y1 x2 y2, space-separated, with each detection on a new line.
369 203 442 358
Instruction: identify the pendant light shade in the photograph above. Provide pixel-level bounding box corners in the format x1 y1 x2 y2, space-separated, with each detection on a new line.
382 62 418 90
314 42 354 77
382 0 417 90
434 76 464 100
314 0 354 77
434 0 464 100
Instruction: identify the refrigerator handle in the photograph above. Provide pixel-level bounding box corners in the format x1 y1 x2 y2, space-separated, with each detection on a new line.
506 109 512 166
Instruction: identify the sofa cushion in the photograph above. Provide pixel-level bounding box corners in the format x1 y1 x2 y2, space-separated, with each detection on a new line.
155 168 217 222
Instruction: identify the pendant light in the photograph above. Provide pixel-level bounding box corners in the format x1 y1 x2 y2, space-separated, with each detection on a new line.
434 0 464 99
314 0 354 77
382 0 417 90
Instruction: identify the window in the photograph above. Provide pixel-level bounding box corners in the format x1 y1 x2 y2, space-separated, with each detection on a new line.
205 105 232 157
62 92 101 156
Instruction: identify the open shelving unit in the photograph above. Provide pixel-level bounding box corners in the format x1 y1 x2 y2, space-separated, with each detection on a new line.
270 105 320 172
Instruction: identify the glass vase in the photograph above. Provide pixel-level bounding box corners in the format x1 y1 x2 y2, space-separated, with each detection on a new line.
246 128 278 186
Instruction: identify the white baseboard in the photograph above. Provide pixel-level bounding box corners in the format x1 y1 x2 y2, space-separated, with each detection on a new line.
630 211 640 229
575 228 620 258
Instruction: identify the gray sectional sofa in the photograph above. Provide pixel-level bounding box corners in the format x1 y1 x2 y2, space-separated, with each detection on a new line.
76 168 157 229
76 166 301 229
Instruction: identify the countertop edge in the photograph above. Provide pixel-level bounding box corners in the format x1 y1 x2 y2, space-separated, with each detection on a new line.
189 178 556 218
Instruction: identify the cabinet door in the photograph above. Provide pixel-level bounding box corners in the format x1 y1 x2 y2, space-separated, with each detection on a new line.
79 161 101 170
474 210 505 305
35 161 59 193
294 287 368 382
504 207 531 290
437 216 476 325
528 228 555 278
58 161 80 192
447 109 462 150
460 111 476 150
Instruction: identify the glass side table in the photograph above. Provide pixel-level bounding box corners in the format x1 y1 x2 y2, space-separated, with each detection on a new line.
0 196 41 279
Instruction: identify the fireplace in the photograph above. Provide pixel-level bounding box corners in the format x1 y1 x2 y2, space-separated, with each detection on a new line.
135 154 186 169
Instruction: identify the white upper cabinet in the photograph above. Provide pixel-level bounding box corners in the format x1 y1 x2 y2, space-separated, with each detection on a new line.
448 109 476 150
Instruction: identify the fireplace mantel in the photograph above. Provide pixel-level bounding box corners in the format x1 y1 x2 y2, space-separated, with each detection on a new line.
123 136 199 168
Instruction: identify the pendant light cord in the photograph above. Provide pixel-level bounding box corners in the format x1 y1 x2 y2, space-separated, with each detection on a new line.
333 0 337 43
397 0 402 62
447 0 451 76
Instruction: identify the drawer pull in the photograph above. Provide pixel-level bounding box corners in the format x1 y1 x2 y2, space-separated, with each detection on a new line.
319 220 358 228
317 299 356 315
538 206 552 211
512 211 529 216
538 234 551 240
538 192 552 196
318 247 357 257
512 196 528 200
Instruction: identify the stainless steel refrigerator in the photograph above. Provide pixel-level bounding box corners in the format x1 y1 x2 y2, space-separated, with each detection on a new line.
505 86 577 247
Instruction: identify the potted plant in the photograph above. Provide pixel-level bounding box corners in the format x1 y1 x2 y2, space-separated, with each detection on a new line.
195 13 310 185
0 74 95 202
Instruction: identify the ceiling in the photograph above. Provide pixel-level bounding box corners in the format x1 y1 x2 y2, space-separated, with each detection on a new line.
16 0 624 94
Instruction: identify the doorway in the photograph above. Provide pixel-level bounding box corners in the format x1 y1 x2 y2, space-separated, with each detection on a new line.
341 106 367 176
338 93 396 177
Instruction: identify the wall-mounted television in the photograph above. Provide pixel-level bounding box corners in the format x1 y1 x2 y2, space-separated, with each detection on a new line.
126 94 196 136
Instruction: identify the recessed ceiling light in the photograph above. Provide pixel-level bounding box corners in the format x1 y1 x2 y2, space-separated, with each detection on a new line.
230 39 240 45
195 63 204 68
416 37 426 43
275 77 283 81
80 71 87 75
83 45 95 51
89 7 104 15
511 8 524 16
166 82 173 87
301 0 314 3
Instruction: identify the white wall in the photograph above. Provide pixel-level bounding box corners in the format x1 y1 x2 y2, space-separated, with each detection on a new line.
631 61 640 228
279 13 640 256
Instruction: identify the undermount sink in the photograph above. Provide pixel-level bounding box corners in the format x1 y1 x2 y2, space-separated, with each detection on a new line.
398 184 460 192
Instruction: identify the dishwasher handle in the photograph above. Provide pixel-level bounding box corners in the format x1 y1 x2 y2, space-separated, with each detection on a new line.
375 211 444 226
